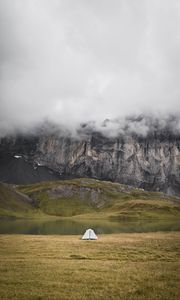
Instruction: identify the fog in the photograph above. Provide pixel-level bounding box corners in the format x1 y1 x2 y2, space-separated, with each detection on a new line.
0 0 180 137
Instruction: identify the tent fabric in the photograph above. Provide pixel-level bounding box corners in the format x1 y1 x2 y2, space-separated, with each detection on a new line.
82 228 98 240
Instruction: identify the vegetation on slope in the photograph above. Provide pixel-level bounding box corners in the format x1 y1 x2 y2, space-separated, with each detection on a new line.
0 183 37 218
0 177 179 219
17 178 180 220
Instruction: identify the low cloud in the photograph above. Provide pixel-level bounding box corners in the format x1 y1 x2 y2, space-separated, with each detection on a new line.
76 114 180 138
0 0 180 137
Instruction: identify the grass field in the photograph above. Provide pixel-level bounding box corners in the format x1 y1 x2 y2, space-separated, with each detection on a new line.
0 232 179 300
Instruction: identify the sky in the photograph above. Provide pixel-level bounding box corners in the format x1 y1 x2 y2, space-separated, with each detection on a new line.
0 0 180 136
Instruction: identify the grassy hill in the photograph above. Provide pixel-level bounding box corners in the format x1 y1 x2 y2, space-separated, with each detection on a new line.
0 178 179 219
15 178 180 220
0 182 37 218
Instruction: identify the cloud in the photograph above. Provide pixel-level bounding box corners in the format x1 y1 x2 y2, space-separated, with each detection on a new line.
0 0 180 137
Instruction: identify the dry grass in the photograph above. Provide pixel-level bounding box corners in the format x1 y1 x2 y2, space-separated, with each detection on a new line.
0 232 179 300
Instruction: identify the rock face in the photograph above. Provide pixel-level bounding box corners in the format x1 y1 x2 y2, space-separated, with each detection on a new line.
0 130 180 195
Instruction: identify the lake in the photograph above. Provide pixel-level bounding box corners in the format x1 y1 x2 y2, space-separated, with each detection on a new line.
0 218 180 235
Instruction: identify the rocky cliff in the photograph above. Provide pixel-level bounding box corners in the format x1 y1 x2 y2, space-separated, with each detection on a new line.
0 128 180 195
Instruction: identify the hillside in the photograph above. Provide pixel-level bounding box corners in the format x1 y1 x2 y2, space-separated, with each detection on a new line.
0 182 36 218
0 178 180 220
17 178 180 220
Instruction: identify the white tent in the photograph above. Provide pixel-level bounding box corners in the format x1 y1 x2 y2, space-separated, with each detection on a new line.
82 228 98 240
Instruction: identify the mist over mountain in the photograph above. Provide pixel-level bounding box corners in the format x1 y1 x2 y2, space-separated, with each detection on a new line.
1 113 180 140
78 114 180 138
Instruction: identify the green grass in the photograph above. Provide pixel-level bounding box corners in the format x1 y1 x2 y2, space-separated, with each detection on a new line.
18 178 180 220
35 194 95 217
0 232 179 300
1 178 180 220
0 183 38 218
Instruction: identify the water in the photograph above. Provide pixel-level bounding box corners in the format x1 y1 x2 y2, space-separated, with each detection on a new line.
0 218 179 235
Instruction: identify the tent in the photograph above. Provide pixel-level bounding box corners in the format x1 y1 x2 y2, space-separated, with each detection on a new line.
82 228 98 240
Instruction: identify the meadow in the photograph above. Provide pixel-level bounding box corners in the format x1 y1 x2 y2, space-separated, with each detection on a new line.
0 232 179 300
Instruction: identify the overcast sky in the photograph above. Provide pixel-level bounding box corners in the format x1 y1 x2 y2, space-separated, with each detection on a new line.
0 0 180 136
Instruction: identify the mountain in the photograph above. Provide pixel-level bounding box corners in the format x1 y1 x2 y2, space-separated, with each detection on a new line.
0 123 180 195
0 152 61 185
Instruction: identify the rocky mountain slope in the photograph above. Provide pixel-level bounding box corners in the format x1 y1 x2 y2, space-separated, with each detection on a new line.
0 126 180 195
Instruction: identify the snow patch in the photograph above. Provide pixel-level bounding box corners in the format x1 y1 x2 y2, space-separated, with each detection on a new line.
14 155 22 159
